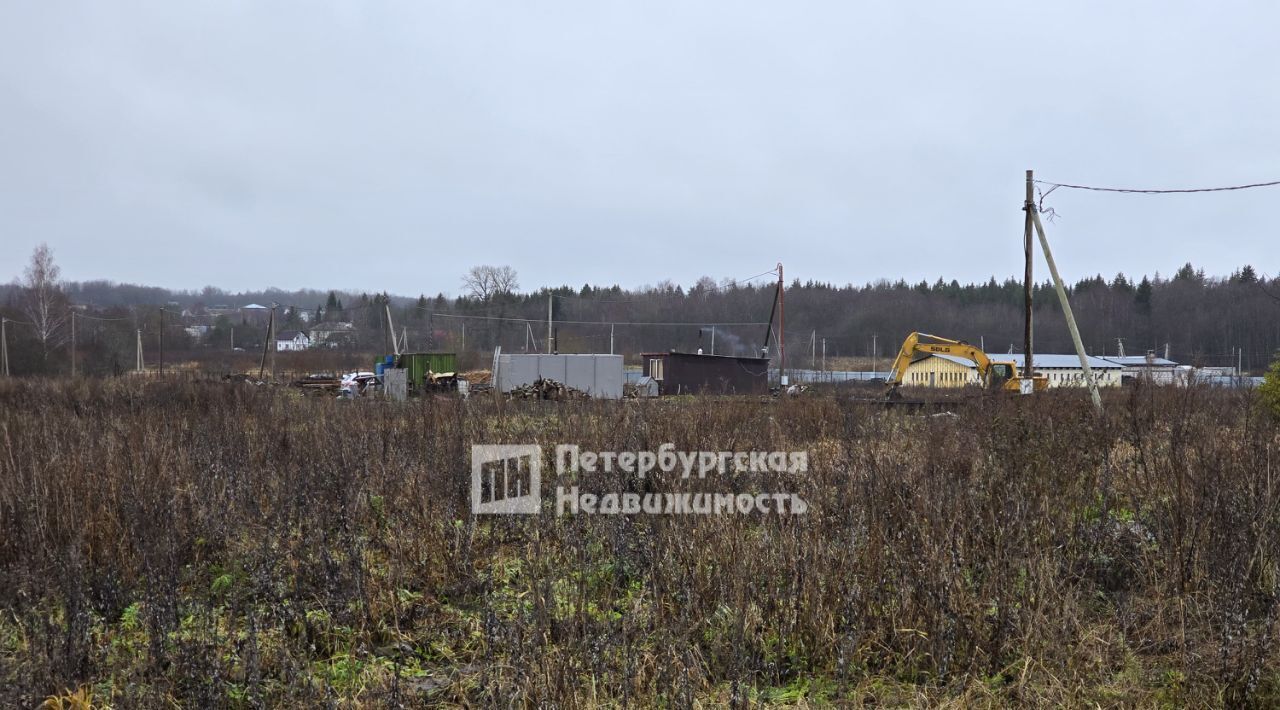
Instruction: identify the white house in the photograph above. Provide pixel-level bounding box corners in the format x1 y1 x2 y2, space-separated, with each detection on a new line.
276 330 311 351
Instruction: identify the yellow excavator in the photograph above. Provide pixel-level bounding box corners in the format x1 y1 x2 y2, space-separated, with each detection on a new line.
883 332 1048 397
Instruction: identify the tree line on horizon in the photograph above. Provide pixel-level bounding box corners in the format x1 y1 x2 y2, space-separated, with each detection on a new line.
3 248 1277 376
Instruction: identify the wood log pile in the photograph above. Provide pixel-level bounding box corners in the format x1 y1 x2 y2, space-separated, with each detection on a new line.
507 378 590 401
291 375 341 390
459 369 491 385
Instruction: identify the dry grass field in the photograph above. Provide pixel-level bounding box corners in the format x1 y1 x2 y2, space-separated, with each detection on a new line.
1 379 1277 707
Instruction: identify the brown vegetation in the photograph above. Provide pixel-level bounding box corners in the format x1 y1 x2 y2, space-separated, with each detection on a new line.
0 380 1277 706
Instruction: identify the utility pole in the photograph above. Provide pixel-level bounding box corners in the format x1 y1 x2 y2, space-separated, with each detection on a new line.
525 322 530 352
270 304 278 381
136 329 144 373
1029 202 1103 413
610 323 615 355
159 308 165 375
1023 169 1035 378
821 337 826 375
230 325 235 352
810 330 816 370
871 334 878 374
710 326 716 355
258 308 273 381
70 311 76 378
385 303 400 356
778 262 786 386
1 318 8 377
547 295 553 355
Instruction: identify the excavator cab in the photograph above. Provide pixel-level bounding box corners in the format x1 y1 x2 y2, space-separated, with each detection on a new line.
987 362 1015 389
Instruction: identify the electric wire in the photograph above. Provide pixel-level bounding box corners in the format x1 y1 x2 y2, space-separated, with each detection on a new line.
1034 178 1280 195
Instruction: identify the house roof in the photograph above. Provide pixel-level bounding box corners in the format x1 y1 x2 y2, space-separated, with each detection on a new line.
242 303 268 310
276 330 308 340
925 352 1122 369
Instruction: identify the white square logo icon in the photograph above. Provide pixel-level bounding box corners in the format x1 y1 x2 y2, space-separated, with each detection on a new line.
471 444 542 514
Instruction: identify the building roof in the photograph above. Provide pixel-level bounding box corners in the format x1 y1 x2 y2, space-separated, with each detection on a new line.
926 352 1121 369
641 351 770 363
241 303 269 310
276 330 308 340
1101 356 1179 367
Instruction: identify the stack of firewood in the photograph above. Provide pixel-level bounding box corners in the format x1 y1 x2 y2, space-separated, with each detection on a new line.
507 378 590 401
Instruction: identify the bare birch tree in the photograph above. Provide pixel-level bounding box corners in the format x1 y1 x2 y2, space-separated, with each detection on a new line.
20 243 70 363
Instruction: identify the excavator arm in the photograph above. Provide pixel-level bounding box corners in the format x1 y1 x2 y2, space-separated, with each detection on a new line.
884 332 995 387
883 331 1044 395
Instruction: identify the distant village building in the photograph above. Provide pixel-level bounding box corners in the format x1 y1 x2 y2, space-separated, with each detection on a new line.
240 304 271 324
275 330 310 351
309 322 356 348
902 353 1123 388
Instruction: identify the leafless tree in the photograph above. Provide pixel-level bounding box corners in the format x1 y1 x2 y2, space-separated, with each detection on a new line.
462 265 519 302
19 243 70 362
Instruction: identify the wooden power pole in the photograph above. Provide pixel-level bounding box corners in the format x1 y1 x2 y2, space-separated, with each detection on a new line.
270 304 278 381
1023 169 1035 378
1 317 8 377
778 262 785 386
258 307 273 381
158 308 165 375
1029 201 1104 413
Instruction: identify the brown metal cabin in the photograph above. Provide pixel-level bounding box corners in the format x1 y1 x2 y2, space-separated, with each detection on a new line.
640 351 770 395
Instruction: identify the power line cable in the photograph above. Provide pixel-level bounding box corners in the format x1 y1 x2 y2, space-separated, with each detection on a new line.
429 312 768 327
1034 178 1280 195
74 312 134 322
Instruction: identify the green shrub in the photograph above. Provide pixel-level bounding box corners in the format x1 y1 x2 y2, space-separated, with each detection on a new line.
1261 352 1280 416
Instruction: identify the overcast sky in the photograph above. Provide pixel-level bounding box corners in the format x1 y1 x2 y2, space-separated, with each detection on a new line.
1 2 1276 296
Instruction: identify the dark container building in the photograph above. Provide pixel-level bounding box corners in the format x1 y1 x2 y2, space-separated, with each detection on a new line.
640 351 770 395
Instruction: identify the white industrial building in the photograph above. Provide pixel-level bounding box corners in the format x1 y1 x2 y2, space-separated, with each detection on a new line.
1101 353 1180 385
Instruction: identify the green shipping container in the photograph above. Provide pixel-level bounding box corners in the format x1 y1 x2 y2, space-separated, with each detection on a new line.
397 352 458 388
